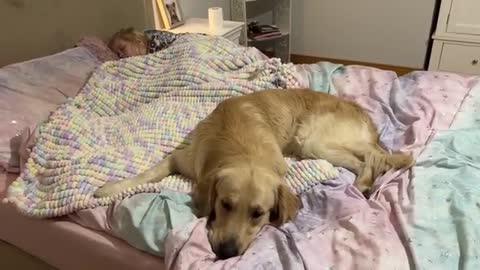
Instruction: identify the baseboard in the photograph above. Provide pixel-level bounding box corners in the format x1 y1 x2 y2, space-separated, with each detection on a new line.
290 54 419 76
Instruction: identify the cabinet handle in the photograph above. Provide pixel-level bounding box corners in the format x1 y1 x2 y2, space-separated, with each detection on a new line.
472 59 479 65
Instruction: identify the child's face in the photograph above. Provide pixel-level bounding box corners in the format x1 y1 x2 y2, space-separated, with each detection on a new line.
111 38 147 58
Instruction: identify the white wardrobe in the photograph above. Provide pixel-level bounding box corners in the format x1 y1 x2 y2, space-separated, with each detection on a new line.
429 0 480 74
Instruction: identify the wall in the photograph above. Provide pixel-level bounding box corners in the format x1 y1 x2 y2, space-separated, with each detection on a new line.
0 0 230 66
0 0 147 66
291 0 437 68
180 0 230 20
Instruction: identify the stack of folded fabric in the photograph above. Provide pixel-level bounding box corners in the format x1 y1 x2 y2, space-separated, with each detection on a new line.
247 21 282 41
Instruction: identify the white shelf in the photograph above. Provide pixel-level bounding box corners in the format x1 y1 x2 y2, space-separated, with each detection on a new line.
248 31 289 43
168 18 244 37
231 0 291 63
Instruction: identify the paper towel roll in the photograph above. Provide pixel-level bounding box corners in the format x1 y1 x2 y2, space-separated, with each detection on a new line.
208 7 224 35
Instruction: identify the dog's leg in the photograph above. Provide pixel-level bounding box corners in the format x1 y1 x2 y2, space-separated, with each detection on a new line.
94 155 175 198
292 115 364 175
297 142 364 175
94 147 194 198
296 141 381 196
171 147 196 180
292 128 375 193
349 143 414 195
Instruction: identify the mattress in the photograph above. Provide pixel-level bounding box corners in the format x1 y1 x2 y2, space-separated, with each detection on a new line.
0 172 165 270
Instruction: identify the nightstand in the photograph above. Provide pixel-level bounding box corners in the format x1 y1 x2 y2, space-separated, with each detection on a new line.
168 18 245 45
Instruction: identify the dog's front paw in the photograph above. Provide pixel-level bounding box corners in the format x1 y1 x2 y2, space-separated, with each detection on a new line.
94 182 124 198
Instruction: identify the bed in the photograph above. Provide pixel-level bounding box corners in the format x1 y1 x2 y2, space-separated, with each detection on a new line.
1 2 480 270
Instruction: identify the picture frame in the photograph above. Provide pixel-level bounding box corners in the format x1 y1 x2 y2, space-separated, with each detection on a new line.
148 0 165 30
156 0 184 30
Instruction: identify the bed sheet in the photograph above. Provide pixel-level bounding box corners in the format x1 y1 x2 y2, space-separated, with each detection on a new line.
161 67 479 269
407 78 480 269
0 172 165 270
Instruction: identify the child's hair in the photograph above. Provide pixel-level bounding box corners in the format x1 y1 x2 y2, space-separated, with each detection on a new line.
108 27 148 48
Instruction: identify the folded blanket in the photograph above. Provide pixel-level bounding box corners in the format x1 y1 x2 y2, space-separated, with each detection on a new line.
5 34 338 218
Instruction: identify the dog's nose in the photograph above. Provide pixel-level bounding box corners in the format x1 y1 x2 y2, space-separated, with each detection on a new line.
215 238 239 260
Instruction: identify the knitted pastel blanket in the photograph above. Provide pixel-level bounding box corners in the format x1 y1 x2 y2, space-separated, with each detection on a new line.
6 35 338 218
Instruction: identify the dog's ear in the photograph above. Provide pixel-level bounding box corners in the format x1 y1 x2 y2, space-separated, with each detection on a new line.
193 170 218 215
206 174 219 221
193 169 221 226
270 183 299 226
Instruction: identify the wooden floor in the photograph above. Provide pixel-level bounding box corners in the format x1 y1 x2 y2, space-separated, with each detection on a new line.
290 54 420 76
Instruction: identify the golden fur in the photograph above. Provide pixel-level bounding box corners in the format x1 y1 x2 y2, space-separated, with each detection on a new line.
95 88 413 259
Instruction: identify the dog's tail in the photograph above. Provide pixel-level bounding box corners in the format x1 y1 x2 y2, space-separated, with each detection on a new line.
351 143 414 194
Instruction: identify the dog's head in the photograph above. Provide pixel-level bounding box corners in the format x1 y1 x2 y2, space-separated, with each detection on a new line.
204 165 299 259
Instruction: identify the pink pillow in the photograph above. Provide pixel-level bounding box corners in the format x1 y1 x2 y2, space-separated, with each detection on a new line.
76 36 119 62
0 38 116 173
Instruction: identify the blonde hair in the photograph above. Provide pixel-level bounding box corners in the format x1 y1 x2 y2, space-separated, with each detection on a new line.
108 27 148 49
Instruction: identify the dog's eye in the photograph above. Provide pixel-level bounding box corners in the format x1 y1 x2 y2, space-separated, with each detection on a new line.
221 200 232 211
251 210 264 219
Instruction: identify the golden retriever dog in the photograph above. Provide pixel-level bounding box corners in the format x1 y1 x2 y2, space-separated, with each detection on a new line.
95 88 413 259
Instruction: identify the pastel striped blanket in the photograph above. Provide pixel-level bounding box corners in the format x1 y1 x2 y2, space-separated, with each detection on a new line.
5 35 338 218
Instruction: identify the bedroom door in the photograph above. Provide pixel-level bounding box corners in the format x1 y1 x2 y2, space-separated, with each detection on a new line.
447 0 480 35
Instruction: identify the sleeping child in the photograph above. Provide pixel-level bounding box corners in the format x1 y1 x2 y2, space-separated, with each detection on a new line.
108 28 178 58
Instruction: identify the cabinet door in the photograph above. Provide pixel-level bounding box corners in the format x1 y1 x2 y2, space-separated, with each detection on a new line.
447 0 480 35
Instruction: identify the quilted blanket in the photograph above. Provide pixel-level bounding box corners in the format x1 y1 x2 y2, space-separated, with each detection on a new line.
5 34 338 218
